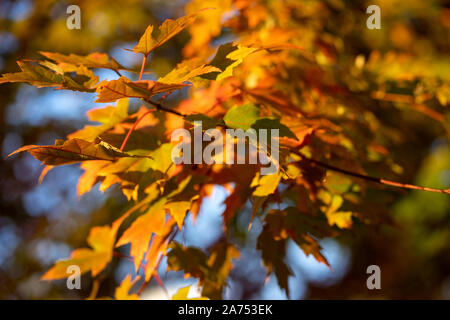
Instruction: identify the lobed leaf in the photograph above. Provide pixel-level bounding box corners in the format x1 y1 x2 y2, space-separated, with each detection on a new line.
8 138 147 166
95 77 188 103
0 61 96 92
133 9 211 56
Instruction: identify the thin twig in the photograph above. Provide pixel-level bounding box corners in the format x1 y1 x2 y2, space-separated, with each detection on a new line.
292 150 450 195
145 98 186 117
119 109 154 151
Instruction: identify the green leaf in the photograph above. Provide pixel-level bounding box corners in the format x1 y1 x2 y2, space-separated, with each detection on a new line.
223 104 261 130
185 113 222 130
251 118 297 139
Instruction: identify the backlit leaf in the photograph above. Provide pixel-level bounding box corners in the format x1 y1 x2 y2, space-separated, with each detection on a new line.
0 61 96 92
95 77 188 103
115 275 139 300
8 138 146 166
133 10 211 55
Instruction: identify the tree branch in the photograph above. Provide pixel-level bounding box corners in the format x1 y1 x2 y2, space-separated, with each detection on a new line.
130 98 450 195
292 150 450 195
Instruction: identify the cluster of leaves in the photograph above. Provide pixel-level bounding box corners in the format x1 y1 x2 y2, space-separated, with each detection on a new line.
2 1 449 299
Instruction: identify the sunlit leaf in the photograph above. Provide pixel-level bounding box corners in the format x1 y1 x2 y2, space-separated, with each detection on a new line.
8 138 146 165
95 77 188 103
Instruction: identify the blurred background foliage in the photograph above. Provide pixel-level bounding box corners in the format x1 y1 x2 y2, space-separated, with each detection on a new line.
0 0 449 299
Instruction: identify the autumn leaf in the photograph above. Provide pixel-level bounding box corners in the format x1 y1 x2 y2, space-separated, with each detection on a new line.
143 218 175 281
77 160 110 197
69 98 129 141
133 9 212 56
251 171 282 197
185 113 222 130
223 104 261 130
322 194 353 229
257 223 292 295
42 213 128 280
167 241 239 299
0 61 96 92
40 51 126 71
204 43 298 81
2 2 449 301
115 176 198 270
215 45 258 81
8 138 147 166
95 77 188 103
116 195 167 271
172 285 208 300
115 275 139 300
158 59 220 84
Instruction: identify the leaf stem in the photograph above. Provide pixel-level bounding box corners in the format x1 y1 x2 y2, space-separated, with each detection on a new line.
138 55 147 81
119 109 154 151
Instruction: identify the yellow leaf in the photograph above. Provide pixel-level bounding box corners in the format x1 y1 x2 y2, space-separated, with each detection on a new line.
115 275 139 300
95 77 188 103
158 59 220 84
133 10 211 56
164 201 191 229
172 285 209 300
42 210 131 280
69 99 129 141
116 197 167 271
252 171 282 197
325 195 353 229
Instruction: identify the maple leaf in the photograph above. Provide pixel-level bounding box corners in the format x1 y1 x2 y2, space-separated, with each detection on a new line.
115 275 139 300
0 61 96 92
257 225 292 295
95 77 188 103
69 98 129 141
205 43 300 81
8 138 146 166
185 113 222 130
158 59 220 84
167 241 239 299
133 9 212 56
42 214 128 280
116 193 167 271
143 217 175 281
172 286 208 300
40 51 126 71
322 194 353 229
223 104 261 130
77 160 110 197
257 207 333 293
115 175 200 270
251 171 282 197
